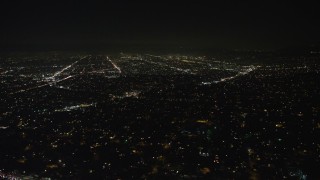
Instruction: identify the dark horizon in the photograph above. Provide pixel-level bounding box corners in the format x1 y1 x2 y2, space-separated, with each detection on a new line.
1 1 320 51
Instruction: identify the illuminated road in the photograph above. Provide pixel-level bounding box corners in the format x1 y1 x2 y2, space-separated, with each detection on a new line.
106 56 122 74
11 75 76 94
9 56 91 95
201 66 257 85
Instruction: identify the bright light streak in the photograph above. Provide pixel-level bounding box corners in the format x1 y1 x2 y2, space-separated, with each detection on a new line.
106 56 122 74
201 66 257 85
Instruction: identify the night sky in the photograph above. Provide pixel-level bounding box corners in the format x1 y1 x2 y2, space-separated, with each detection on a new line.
1 0 320 51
